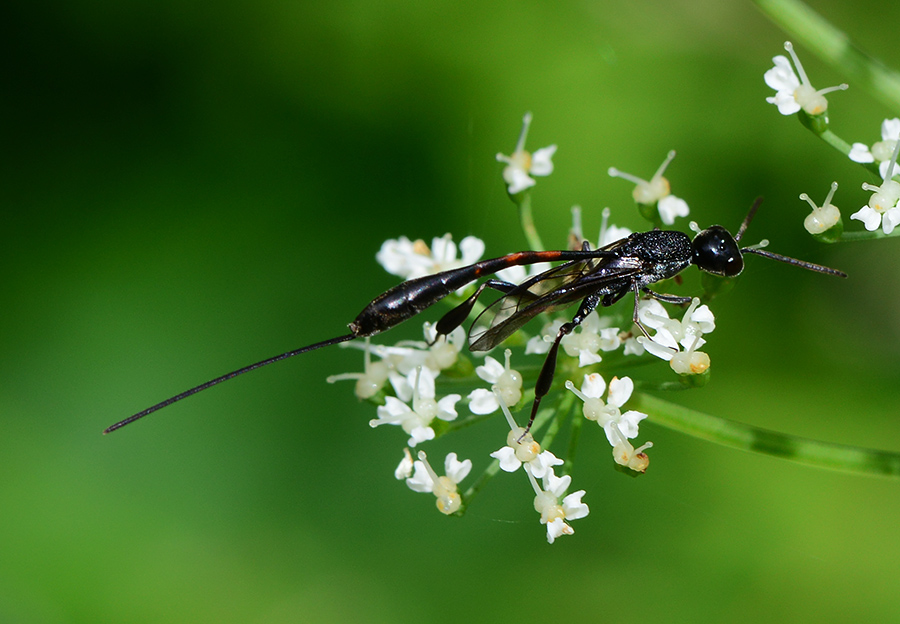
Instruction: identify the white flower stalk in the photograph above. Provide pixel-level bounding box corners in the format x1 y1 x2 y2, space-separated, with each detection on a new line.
849 118 900 179
800 182 841 235
496 112 557 194
565 373 649 448
488 389 563 478
370 367 461 446
326 338 392 399
527 469 589 544
405 451 472 515
467 349 523 415
608 151 690 225
764 41 847 116
851 139 900 235
635 298 714 375
376 233 485 280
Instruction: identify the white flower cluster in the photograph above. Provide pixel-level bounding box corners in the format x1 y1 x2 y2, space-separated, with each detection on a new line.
851 137 900 235
326 115 725 542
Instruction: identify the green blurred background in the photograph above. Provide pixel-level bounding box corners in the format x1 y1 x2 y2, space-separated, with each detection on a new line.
3 0 900 622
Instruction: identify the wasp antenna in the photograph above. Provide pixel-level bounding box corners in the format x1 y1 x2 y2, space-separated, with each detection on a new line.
734 197 764 242
104 333 358 434
740 247 847 278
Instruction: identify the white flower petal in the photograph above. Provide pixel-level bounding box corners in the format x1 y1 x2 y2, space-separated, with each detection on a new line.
444 453 472 483
504 167 536 194
408 425 435 446
883 207 900 234
529 145 557 176
475 356 504 383
882 118 900 141
616 409 648 439
406 462 434 492
850 206 883 231
580 372 606 399
658 195 689 225
561 490 589 521
607 376 634 409
491 446 522 473
436 394 461 421
849 143 875 163
458 236 486 264
467 388 499 415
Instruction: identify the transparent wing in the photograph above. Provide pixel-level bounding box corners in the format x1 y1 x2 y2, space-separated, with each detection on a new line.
468 257 641 351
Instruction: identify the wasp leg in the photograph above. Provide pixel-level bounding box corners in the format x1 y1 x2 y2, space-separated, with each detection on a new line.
524 293 601 433
631 286 693 338
642 288 693 306
431 279 518 343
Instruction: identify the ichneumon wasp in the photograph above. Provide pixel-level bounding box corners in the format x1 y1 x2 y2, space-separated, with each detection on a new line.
104 199 845 435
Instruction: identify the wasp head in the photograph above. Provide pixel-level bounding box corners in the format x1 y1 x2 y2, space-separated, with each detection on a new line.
691 225 744 277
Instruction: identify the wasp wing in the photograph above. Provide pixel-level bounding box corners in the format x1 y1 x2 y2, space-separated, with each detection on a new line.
468 253 642 351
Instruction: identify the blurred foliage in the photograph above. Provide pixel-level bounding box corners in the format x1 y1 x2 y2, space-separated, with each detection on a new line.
1 0 900 622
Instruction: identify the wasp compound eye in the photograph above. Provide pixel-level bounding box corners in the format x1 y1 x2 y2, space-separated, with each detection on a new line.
691 225 744 277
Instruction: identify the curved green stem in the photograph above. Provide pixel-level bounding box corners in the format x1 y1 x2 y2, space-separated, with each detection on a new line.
516 192 545 251
633 392 900 477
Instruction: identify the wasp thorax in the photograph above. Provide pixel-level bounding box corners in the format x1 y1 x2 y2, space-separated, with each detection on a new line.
691 225 744 277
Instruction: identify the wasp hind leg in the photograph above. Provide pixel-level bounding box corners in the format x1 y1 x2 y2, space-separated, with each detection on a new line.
524 293 601 434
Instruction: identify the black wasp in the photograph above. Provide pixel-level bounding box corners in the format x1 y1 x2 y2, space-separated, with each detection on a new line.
105 199 845 434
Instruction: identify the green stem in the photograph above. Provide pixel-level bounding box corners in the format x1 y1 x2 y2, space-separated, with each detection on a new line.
754 0 900 113
633 392 900 477
516 192 545 251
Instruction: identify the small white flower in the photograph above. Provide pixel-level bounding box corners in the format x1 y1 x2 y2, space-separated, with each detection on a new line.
370 367 461 446
565 373 648 447
561 311 621 367
389 322 467 375
609 150 689 225
525 313 620 366
488 389 563 478
764 41 847 116
848 118 900 179
608 424 653 473
467 349 523 415
376 233 485 280
800 182 841 235
496 112 557 194
326 338 393 399
635 298 714 375
406 451 472 515
851 140 900 235
525 318 565 355
529 469 589 544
